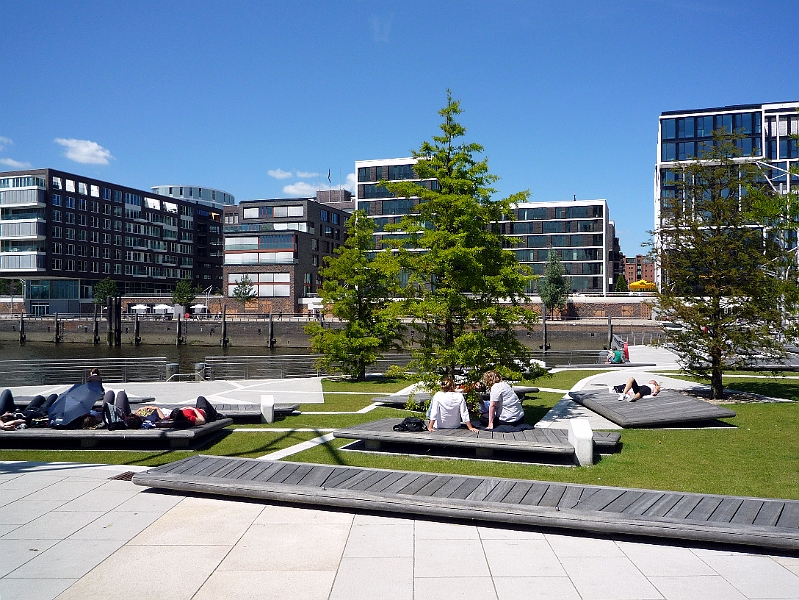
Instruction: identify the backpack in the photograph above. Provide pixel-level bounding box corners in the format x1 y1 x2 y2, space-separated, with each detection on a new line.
393 417 425 432
103 403 128 431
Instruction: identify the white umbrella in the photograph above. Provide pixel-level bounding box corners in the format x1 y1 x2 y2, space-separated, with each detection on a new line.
131 304 148 311
191 304 207 310
153 304 173 312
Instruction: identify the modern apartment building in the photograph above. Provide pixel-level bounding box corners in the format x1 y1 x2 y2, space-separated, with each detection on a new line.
355 157 621 294
0 168 224 314
656 101 799 238
222 197 349 313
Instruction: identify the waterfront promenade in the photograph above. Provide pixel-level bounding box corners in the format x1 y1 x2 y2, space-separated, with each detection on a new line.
1 347 798 599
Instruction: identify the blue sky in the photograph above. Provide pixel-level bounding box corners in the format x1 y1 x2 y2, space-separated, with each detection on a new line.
1 1 797 255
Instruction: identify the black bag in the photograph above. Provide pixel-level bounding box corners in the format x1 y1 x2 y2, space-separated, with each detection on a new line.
613 384 625 393
103 403 128 431
393 417 425 432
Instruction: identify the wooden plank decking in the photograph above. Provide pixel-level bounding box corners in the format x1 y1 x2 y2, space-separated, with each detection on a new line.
568 390 737 428
333 418 621 458
132 454 799 552
0 418 232 448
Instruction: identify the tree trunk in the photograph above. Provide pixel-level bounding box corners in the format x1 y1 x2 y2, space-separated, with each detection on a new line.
710 349 724 400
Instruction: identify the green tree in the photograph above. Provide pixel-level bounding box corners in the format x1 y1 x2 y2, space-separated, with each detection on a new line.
654 129 787 399
92 277 118 306
382 91 537 388
171 279 198 307
232 275 258 310
305 211 404 380
614 273 629 292
538 249 570 317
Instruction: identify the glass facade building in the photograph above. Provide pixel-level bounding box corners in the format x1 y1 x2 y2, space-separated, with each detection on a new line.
0 168 224 314
656 101 799 237
355 158 621 294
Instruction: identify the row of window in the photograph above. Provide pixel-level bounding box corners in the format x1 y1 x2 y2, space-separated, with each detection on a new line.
357 164 418 183
661 112 761 141
661 137 762 161
510 234 605 248
516 205 604 220
241 205 305 219
501 219 604 235
49 259 190 279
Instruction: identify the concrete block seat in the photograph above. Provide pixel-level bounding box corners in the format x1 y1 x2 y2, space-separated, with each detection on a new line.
133 455 799 552
332 417 620 463
0 418 233 449
567 390 736 428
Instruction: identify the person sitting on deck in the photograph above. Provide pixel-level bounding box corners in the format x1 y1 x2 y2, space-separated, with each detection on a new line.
480 371 525 429
605 349 623 364
618 378 660 402
427 378 477 433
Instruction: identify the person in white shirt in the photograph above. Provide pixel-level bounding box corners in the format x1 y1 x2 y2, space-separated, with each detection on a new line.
427 379 478 432
481 370 525 429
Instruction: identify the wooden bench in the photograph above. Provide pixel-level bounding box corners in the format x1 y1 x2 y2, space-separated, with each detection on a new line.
373 386 540 406
333 418 620 463
132 455 799 552
0 418 233 449
567 390 736 428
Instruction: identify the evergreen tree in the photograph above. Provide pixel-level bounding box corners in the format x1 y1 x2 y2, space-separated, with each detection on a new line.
93 277 118 305
305 211 404 380
171 279 198 307
615 273 628 292
654 129 788 399
383 91 537 387
232 275 258 310
538 250 570 317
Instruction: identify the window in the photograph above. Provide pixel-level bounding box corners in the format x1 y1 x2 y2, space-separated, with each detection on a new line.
65 196 75 208
78 182 88 195
90 185 100 197
53 210 61 222
65 179 75 192
52 225 61 238
52 194 62 206
661 119 676 140
243 207 259 219
90 201 99 212
65 212 75 224
52 177 62 190
52 242 62 254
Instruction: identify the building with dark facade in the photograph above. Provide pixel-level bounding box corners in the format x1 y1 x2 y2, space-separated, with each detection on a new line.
315 189 355 212
222 197 349 314
151 185 235 210
355 157 622 294
624 254 655 285
0 168 224 314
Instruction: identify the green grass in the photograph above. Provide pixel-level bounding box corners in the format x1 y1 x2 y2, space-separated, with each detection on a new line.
2 370 796 500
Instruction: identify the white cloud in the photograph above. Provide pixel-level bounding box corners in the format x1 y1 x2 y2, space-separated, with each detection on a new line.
296 170 318 178
0 136 12 152
268 168 293 179
282 172 357 196
54 138 114 165
0 158 32 169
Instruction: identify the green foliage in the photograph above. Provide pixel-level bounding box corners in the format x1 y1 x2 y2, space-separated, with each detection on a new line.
171 278 198 307
305 211 405 381
381 91 537 389
539 249 570 314
92 277 118 305
614 273 628 292
231 275 258 308
654 129 789 399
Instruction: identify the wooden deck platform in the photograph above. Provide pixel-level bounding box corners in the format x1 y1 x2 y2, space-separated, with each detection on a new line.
132 455 799 552
568 390 737 428
333 418 620 460
136 403 300 422
0 418 232 449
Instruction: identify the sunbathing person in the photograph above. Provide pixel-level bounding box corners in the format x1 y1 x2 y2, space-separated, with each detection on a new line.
0 389 59 425
165 396 222 428
427 378 477 432
618 377 660 402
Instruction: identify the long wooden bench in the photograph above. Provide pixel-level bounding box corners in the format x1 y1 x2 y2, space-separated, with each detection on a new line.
132 455 799 552
332 418 620 461
0 418 232 449
568 390 736 428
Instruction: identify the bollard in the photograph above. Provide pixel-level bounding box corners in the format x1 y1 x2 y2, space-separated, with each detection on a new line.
568 418 594 466
261 394 275 423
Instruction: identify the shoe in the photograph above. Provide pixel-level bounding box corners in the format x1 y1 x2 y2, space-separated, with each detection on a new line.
627 396 637 402
608 386 615 394
618 394 626 401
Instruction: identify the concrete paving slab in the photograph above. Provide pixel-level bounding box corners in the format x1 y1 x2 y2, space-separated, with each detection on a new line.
2 510 105 540
194 570 336 600
414 539 490 578
483 538 566 577
342 522 415 558
648 575 748 600
697 554 799 599
546 532 627 557
10 538 127 579
413 576 497 600
494 576 582 600
330 557 414 600
559 555 663 600
416 520 481 540
617 541 716 577
0 576 76 600
68 510 165 541
0 538 59 578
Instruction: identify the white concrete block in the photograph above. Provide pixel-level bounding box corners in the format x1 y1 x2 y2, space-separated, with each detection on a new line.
567 418 594 466
261 394 275 423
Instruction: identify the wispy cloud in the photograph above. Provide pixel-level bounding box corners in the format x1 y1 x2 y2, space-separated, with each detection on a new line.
0 136 12 152
267 168 293 179
54 138 114 165
371 14 393 43
0 158 32 169
282 172 357 196
296 170 319 178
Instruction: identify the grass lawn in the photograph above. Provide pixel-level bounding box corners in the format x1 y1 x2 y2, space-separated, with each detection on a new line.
1 369 796 499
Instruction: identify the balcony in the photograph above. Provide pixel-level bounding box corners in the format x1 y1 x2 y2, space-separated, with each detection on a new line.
0 220 47 240
0 251 47 271
0 189 46 208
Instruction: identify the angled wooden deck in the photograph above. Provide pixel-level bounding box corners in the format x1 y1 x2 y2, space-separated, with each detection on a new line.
0 418 232 449
333 418 621 458
568 390 737 428
132 455 799 552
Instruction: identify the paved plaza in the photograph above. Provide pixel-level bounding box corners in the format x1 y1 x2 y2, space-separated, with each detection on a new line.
1 346 798 599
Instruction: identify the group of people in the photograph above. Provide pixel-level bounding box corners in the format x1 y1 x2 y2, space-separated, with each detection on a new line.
427 370 526 433
0 367 223 431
